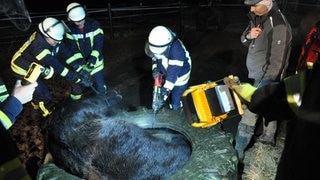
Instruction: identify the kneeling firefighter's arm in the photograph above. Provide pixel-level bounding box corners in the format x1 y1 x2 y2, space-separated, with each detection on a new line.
223 76 256 103
249 82 296 121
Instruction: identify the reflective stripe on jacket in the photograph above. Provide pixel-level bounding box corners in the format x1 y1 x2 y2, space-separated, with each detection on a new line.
65 17 105 74
241 3 292 81
284 70 306 114
0 97 22 130
10 31 78 82
0 79 9 102
152 39 191 90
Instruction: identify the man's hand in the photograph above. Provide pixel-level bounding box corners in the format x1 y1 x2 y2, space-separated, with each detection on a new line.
247 26 262 39
223 75 240 89
12 80 38 104
224 76 256 103
152 68 161 79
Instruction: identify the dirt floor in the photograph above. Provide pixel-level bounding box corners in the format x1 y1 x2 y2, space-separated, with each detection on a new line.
1 4 315 180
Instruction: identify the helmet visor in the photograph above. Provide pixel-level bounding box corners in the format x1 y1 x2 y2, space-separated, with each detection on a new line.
146 41 169 55
39 20 67 41
149 45 168 54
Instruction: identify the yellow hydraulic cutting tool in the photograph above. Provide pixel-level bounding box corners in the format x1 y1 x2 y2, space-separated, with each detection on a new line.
24 62 54 84
182 76 244 128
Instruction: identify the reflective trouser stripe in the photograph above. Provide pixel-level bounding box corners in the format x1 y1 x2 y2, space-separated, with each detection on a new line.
39 101 51 117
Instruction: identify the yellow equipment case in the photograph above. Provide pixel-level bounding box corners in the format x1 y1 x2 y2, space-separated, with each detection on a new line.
182 79 244 128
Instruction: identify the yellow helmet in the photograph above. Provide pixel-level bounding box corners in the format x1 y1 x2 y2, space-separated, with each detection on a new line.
38 17 65 41
66 2 86 22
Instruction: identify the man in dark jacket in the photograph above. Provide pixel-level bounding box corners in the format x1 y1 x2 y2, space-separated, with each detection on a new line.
235 0 292 162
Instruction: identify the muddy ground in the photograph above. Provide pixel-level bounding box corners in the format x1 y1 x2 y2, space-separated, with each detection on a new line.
1 4 315 179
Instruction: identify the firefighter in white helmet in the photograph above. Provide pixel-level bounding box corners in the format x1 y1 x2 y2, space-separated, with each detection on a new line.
145 25 192 110
10 17 90 117
0 78 37 179
64 2 106 100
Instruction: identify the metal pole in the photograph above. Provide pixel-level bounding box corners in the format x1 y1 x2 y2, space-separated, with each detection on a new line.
179 1 185 38
107 3 114 39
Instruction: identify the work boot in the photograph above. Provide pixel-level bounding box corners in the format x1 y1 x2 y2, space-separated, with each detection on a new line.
234 123 255 162
257 120 276 146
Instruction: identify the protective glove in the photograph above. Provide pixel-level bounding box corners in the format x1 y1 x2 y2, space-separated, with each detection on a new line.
160 87 170 101
87 57 97 67
69 70 92 87
152 68 161 79
79 68 91 79
78 75 93 87
12 80 38 104
223 76 257 103
78 67 93 87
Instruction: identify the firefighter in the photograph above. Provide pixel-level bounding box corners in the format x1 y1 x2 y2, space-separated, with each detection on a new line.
296 20 320 71
64 2 106 100
145 25 192 110
10 17 90 117
0 78 37 179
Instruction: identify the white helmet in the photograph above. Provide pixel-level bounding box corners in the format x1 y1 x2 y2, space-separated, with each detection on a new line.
148 26 173 54
66 2 86 22
38 17 65 41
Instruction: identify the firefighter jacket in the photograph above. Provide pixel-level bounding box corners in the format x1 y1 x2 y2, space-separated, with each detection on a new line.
64 17 105 75
296 21 320 71
0 79 30 179
241 2 292 82
0 79 22 130
0 79 9 102
151 39 191 91
241 66 309 124
11 31 80 83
